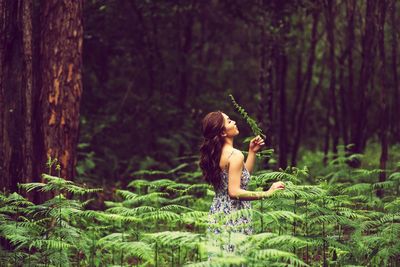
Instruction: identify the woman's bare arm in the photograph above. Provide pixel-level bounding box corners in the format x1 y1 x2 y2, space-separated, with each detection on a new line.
228 152 272 201
245 150 256 174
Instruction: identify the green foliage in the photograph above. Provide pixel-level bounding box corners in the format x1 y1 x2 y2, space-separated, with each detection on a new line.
1 156 400 266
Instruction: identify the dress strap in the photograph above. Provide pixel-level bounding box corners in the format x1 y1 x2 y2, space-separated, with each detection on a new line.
227 150 235 160
223 150 235 171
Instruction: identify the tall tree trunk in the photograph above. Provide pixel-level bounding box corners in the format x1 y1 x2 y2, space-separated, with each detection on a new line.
257 14 274 152
290 15 304 134
176 7 193 157
377 0 388 198
323 104 331 166
324 0 339 157
338 55 348 146
277 51 288 168
350 0 378 154
291 11 319 166
0 0 35 193
343 0 356 149
289 19 302 167
257 16 267 131
266 44 274 144
390 0 399 141
40 0 83 180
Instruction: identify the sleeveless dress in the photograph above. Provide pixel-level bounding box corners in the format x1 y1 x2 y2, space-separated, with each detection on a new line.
206 151 254 255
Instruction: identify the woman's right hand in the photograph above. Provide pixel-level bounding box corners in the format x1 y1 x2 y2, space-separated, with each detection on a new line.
259 181 286 199
269 181 285 193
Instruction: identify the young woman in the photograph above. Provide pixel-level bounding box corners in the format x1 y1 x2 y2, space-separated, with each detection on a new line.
199 111 285 253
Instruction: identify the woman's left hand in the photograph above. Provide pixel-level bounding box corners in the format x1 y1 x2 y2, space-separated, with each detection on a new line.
249 135 265 153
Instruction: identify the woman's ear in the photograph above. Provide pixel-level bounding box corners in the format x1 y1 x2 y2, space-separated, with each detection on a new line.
221 132 227 137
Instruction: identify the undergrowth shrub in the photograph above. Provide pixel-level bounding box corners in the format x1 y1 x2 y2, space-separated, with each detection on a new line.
0 153 399 266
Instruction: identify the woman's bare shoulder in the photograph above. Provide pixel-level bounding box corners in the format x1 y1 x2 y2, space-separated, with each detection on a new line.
220 148 243 169
230 149 244 161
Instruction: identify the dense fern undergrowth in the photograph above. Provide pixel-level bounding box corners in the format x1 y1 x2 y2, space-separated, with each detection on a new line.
1 149 400 266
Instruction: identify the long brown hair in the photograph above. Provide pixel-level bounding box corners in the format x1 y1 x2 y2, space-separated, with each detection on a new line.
199 111 225 188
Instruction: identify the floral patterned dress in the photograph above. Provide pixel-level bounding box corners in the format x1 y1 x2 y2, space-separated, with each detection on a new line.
206 152 254 254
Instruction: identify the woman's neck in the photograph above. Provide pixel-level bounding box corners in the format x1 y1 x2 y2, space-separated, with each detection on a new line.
224 137 234 147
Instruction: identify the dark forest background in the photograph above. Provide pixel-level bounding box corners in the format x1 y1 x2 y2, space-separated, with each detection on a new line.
1 0 400 190
1 1 400 265
80 0 399 186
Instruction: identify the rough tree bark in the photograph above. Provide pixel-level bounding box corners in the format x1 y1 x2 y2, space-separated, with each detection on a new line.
0 0 83 194
0 0 36 193
40 0 83 181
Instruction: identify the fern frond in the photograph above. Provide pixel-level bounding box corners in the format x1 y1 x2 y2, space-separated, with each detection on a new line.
372 181 395 190
263 235 311 249
143 231 202 247
63 184 102 195
264 210 303 223
116 189 138 200
186 255 247 266
185 255 247 267
255 172 300 183
183 211 209 219
30 239 73 250
18 182 47 192
140 210 180 222
159 204 193 213
229 94 266 139
251 249 309 266
106 206 157 216
183 184 211 195
167 195 194 204
127 179 150 188
384 198 400 212
123 192 169 206
342 183 372 194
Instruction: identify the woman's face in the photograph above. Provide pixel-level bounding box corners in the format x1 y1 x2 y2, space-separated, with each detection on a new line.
221 113 239 138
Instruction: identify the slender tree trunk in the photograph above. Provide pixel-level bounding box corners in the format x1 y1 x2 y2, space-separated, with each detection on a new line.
257 15 276 169
324 0 339 157
323 104 331 166
291 11 319 166
343 0 357 148
377 0 388 198
338 55 348 146
277 51 288 168
390 0 399 141
176 6 193 157
266 45 274 141
257 16 267 131
350 0 378 154
40 0 83 181
290 15 304 133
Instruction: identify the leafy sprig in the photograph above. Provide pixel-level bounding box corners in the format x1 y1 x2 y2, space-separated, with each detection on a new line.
229 94 266 140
